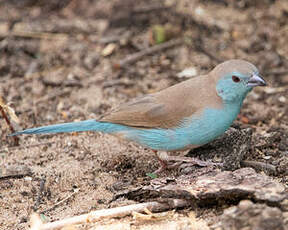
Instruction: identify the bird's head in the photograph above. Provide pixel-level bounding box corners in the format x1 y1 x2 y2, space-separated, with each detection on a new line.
212 59 266 103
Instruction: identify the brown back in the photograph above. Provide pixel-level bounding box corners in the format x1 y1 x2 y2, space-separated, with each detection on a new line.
99 74 223 129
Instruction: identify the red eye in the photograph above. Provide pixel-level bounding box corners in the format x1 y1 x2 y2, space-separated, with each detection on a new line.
232 76 240 83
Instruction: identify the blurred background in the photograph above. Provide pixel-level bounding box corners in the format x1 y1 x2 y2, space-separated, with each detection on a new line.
0 0 287 229
1 0 287 126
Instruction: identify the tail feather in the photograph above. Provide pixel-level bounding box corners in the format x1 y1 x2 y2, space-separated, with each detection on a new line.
10 119 126 136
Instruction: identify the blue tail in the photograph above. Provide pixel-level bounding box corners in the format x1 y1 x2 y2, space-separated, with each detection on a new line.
10 119 129 136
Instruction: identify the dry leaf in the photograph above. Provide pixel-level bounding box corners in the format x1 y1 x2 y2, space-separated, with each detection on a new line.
0 96 19 124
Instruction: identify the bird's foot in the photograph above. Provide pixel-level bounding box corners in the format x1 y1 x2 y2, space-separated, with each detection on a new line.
152 151 180 174
167 155 223 167
153 151 222 174
153 161 182 174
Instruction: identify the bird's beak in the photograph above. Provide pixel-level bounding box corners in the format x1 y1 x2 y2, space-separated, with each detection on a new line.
247 74 267 87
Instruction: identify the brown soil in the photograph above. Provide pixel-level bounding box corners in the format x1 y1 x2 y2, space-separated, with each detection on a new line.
0 0 287 229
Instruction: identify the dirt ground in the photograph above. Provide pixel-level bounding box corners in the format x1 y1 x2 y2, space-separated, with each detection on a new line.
0 0 287 229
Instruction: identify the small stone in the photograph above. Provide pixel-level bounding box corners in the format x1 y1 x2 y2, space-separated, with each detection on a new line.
177 67 198 78
101 43 117 56
278 96 286 103
238 200 253 210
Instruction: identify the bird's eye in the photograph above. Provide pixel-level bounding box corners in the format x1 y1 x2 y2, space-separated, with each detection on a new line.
232 76 240 83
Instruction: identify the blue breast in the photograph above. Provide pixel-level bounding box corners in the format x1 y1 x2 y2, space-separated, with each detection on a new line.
119 103 241 151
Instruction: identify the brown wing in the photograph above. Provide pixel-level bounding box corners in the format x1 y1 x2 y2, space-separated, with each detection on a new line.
99 94 186 128
98 75 219 129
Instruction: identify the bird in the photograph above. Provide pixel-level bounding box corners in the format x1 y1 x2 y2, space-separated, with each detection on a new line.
11 59 266 172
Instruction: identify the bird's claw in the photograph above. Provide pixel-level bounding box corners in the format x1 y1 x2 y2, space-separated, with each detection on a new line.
153 154 223 174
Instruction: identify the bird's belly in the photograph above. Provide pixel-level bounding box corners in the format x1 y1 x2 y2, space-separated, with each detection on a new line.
121 106 240 151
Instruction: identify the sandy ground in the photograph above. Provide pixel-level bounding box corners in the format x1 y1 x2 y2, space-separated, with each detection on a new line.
0 0 287 229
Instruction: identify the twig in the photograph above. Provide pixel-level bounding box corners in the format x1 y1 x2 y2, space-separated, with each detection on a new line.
0 164 32 180
266 69 288 76
35 89 70 105
0 141 56 154
0 105 19 145
241 160 277 174
133 5 171 14
115 38 183 68
0 174 30 180
30 213 43 230
25 61 39 78
24 66 64 80
41 188 79 214
0 172 31 180
33 177 46 211
102 79 134 88
30 199 188 230
2 30 68 40
99 31 132 44
193 37 223 63
41 78 83 87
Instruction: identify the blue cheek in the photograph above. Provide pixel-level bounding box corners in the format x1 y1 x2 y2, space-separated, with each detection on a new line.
216 78 251 103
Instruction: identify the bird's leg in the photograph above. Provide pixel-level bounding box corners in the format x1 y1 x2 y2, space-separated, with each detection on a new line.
152 150 169 173
152 151 186 173
153 151 222 174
